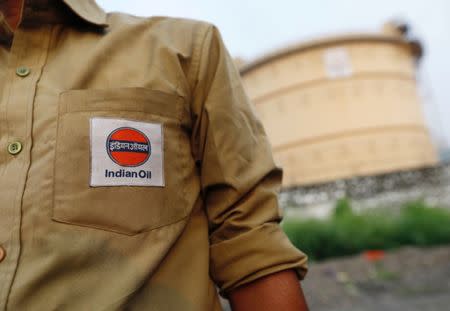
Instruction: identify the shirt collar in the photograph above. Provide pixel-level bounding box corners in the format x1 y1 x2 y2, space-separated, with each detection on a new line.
62 0 109 28
0 0 108 45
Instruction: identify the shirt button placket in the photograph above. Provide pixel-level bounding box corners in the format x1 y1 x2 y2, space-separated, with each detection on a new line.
9 67 29 157
0 26 51 309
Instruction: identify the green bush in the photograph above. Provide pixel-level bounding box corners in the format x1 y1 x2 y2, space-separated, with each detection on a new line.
282 199 450 261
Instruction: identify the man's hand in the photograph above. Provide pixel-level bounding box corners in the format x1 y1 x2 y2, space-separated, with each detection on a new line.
229 269 309 311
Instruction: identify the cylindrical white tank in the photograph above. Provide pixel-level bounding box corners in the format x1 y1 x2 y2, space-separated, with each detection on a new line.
240 23 438 187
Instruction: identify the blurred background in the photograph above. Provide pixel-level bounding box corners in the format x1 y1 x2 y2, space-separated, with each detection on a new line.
98 1 450 310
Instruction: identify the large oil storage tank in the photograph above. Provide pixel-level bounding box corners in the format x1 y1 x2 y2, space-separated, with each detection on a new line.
240 22 438 188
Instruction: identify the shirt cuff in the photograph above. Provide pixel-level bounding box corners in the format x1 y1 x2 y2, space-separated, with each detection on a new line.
210 222 308 295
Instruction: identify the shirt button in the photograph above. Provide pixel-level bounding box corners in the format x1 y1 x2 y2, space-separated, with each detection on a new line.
16 66 31 77
7 141 23 155
0 246 5 263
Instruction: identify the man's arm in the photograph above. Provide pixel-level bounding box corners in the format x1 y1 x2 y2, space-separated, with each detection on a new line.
189 23 308 302
229 270 309 311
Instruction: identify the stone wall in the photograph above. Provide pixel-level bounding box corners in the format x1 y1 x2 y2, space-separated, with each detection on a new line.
281 163 450 219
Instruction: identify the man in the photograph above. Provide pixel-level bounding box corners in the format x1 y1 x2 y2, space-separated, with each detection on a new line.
0 0 308 310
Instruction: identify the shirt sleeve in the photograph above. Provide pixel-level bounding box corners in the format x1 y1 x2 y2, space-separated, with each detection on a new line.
189 24 308 294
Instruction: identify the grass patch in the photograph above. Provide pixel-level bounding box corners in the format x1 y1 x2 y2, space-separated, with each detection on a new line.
282 199 450 261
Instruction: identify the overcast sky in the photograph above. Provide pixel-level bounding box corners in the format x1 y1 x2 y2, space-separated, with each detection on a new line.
97 0 450 147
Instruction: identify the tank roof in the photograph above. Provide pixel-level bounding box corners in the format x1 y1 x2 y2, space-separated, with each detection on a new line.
240 30 423 75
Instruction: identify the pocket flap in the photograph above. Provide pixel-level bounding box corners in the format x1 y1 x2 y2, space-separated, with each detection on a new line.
59 88 184 120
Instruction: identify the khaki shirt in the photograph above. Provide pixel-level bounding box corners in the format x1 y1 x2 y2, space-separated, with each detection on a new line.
0 1 307 310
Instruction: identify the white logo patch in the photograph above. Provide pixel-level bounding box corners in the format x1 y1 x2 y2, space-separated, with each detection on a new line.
90 117 164 187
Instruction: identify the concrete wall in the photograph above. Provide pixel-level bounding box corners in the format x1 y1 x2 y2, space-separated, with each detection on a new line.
281 163 450 219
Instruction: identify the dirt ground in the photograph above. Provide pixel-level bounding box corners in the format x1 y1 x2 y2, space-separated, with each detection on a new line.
302 246 450 311
221 246 450 310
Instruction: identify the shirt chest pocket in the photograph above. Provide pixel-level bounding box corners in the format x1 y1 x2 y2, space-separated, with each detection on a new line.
52 88 192 235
